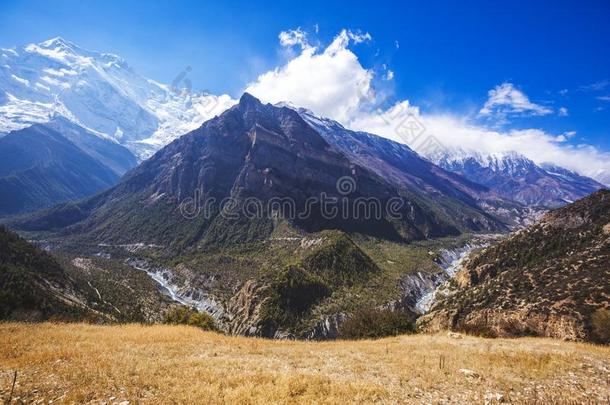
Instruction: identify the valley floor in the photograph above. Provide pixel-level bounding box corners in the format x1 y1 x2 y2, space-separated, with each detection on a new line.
0 323 609 404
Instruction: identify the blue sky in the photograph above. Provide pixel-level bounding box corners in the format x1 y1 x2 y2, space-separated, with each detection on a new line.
1 0 609 175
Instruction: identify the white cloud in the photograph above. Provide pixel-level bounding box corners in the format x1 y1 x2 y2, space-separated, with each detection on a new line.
241 28 610 185
350 109 610 184
278 28 310 50
597 95 610 102
554 130 575 142
246 29 374 123
479 82 553 120
558 107 569 116
563 130 576 138
346 30 372 44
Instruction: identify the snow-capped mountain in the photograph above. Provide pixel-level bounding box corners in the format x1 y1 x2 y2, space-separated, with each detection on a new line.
0 37 234 160
295 107 605 210
429 149 605 207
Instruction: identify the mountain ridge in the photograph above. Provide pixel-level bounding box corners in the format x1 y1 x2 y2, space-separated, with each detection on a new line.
0 124 122 216
429 148 605 207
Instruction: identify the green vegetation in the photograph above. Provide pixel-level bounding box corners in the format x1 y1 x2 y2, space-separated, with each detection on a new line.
300 230 380 288
338 308 415 339
259 265 330 333
164 306 217 331
591 308 610 344
0 226 87 320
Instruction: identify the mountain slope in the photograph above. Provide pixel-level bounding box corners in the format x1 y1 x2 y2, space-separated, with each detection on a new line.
228 230 385 337
0 225 180 322
0 124 120 215
0 225 87 320
298 109 538 226
44 117 137 176
418 189 610 341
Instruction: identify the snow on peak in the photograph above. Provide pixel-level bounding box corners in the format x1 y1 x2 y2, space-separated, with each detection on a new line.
0 37 235 160
39 36 76 49
294 106 420 161
281 103 347 133
431 147 536 173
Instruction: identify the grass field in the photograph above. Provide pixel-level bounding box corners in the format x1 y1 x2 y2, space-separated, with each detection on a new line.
1 323 609 404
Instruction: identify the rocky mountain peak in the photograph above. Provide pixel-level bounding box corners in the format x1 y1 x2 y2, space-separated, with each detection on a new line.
238 92 262 109
37 36 80 51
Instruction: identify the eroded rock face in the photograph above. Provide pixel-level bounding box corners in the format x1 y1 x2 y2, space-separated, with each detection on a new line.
419 190 610 342
305 313 347 340
227 280 271 337
419 309 586 340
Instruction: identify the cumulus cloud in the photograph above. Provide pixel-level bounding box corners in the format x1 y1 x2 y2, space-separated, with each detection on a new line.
558 107 569 116
241 28 610 184
245 29 374 123
479 82 553 120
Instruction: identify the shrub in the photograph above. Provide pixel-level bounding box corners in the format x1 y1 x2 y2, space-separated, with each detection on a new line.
497 317 538 337
591 308 610 344
338 309 415 340
164 306 216 331
260 265 330 332
457 320 498 338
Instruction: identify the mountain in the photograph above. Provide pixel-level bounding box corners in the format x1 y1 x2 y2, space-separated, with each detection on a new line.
296 108 550 227
0 124 122 216
9 94 509 338
418 189 610 342
44 116 138 176
0 37 234 160
429 149 605 208
15 93 505 245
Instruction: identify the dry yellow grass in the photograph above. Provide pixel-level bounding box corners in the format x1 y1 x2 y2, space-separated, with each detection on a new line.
1 323 609 404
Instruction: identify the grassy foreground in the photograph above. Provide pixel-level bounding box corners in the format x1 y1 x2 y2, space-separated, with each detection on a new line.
1 323 609 404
